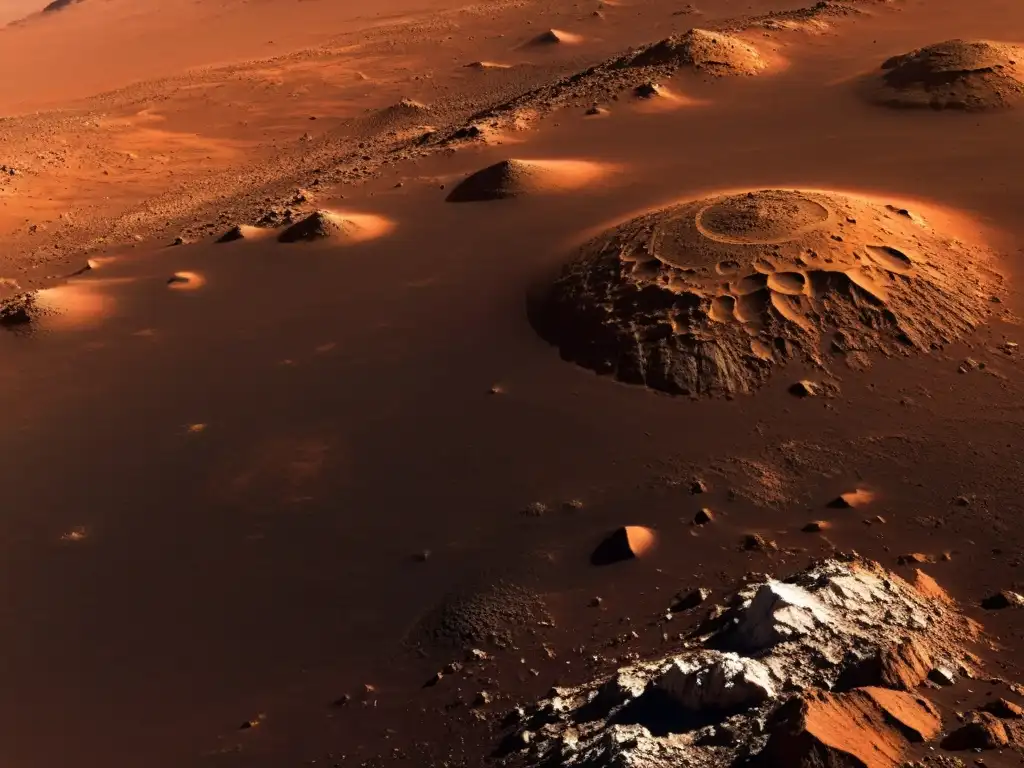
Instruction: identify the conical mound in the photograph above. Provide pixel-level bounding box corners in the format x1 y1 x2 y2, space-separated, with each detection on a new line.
531 189 1000 397
278 210 358 243
627 28 767 75
529 29 581 46
870 39 1024 111
445 159 605 203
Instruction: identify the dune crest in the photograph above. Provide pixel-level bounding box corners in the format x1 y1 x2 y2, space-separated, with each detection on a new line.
532 189 1001 397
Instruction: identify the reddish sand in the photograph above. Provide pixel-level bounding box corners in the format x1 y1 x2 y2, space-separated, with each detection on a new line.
0 0 1023 766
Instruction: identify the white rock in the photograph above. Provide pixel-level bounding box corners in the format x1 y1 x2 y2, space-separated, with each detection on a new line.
656 651 775 711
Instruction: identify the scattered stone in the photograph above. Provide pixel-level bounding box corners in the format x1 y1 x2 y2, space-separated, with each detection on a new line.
332 694 352 707
591 526 656 565
473 691 492 707
1001 340 1019 354
444 661 463 674
670 587 710 613
468 648 489 662
694 507 714 525
589 596 603 608
802 521 831 533
981 591 1024 610
563 499 585 511
958 357 982 373
522 501 548 517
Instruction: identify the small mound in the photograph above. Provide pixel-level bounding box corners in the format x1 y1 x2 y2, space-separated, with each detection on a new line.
445 159 607 202
529 28 582 46
406 578 551 652
532 189 999 397
368 98 432 129
277 210 392 244
279 211 355 242
591 525 656 565
627 29 768 75
870 39 1024 111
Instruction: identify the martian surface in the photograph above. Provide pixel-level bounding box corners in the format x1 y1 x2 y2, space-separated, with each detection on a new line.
0 0 1023 767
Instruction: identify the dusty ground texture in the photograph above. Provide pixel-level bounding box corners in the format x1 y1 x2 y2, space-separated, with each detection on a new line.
1 0 1024 767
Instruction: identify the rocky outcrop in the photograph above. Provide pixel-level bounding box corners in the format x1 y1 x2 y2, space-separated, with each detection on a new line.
757 687 940 768
502 556 979 768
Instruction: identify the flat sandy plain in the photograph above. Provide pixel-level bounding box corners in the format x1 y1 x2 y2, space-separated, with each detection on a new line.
1 0 1024 766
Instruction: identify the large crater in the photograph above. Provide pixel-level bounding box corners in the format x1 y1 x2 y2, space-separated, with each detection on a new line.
531 189 1000 397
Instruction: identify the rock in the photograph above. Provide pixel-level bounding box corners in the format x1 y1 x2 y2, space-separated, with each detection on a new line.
836 636 936 691
522 501 548 517
829 488 876 509
171 236 186 246
758 687 941 767
591 526 656 565
958 357 982 373
657 651 775 711
690 479 709 494
634 81 664 98
941 712 1009 750
742 533 776 552
981 591 1024 610
670 587 710 613
474 690 492 707
789 379 820 398
217 225 249 243
503 557 980 768
694 507 714 525
897 553 932 566
953 495 971 506
927 667 956 686
0 292 38 326
802 521 831 533
982 698 1024 719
